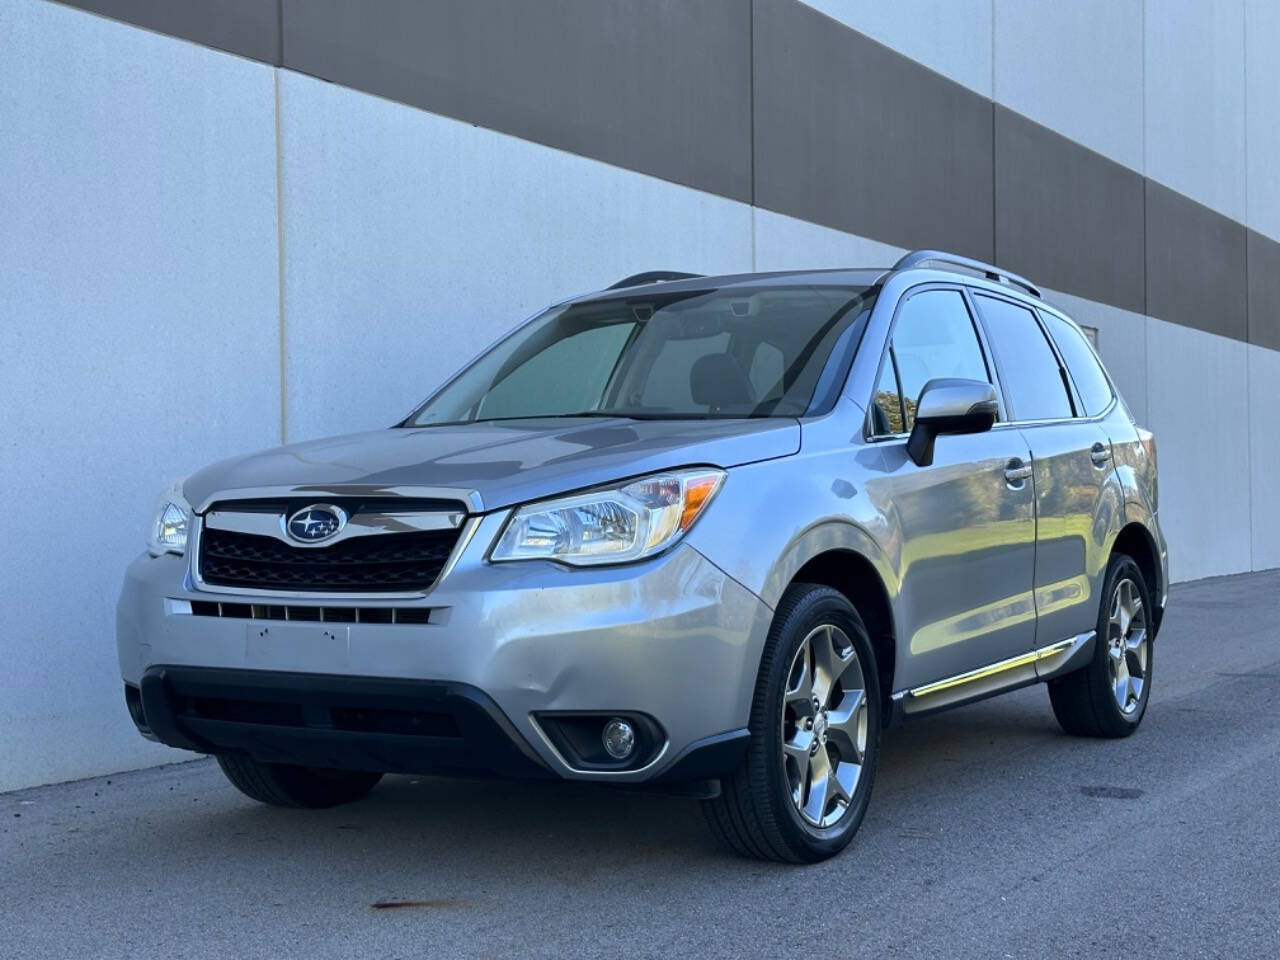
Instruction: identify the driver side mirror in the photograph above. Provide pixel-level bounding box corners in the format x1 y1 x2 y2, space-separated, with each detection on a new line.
906 378 998 467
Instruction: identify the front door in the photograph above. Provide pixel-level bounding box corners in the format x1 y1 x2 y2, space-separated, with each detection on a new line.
865 286 1039 691
872 432 1039 689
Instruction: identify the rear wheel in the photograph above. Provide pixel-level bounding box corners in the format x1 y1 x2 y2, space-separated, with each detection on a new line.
703 583 880 862
1049 554 1153 738
216 755 383 808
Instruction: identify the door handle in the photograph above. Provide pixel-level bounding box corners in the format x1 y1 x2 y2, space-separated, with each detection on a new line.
1004 459 1032 485
1090 442 1112 467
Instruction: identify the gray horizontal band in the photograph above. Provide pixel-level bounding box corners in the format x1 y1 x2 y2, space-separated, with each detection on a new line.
59 0 280 64
1145 180 1248 343
53 0 1278 351
1248 230 1280 352
994 106 1146 317
752 0 994 262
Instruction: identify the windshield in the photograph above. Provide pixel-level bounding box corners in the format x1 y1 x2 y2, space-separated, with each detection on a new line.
402 284 877 426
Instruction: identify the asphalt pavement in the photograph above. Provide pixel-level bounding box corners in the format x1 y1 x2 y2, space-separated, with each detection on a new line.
4 570 1278 959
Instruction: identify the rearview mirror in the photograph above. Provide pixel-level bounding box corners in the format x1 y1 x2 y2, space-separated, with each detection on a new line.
906 378 998 467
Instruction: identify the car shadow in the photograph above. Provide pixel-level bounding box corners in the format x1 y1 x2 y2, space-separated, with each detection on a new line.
130 684 1086 875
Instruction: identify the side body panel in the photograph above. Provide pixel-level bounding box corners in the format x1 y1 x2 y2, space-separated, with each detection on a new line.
1015 420 1125 647
863 430 1038 686
693 269 1168 710
1106 405 1170 611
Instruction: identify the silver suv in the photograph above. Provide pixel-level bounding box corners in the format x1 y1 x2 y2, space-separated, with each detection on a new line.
118 250 1168 862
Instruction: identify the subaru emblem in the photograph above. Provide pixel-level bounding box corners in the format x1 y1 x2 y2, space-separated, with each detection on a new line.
285 504 347 544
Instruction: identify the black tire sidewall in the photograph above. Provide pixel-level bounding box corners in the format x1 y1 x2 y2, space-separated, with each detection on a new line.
1091 555 1154 732
758 586 881 859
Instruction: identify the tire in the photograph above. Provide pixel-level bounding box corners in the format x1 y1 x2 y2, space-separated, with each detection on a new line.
216 755 383 809
702 583 881 863
1048 553 1154 738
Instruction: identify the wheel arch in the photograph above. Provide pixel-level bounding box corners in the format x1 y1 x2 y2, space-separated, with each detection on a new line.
786 549 897 725
1109 522 1164 637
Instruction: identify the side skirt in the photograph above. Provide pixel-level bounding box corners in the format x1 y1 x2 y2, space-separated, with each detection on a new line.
889 631 1095 722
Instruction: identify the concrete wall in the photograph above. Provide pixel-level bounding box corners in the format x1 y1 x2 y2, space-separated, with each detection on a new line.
278 72 753 443
0 0 282 784
1 0 1277 790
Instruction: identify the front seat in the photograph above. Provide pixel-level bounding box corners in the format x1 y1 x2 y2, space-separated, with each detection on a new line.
690 353 756 412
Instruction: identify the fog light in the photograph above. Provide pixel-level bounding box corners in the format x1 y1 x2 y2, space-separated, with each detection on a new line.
602 718 636 760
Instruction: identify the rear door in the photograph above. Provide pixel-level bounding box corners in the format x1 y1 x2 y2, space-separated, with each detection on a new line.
1039 308 1132 625
865 286 1038 689
971 293 1122 649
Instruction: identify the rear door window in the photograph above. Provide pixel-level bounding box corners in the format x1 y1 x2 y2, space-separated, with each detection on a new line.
973 295 1073 422
1042 313 1114 416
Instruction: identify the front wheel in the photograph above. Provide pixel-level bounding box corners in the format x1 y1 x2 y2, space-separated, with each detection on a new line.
216 755 383 808
1048 553 1154 738
703 584 881 862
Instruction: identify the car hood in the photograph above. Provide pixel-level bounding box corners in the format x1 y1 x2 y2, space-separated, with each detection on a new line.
183 418 800 513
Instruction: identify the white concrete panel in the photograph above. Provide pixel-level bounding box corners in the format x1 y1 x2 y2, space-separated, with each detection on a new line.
1042 289 1149 426
1248 345 1280 571
799 0 993 97
752 208 904 273
994 0 1143 171
278 72 754 443
1144 319 1251 582
1144 0 1247 222
0 1 281 790
1245 0 1280 240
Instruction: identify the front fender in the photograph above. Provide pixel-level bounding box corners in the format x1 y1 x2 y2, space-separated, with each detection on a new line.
683 443 895 611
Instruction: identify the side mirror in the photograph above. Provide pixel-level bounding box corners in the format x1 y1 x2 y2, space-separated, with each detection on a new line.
906 378 998 467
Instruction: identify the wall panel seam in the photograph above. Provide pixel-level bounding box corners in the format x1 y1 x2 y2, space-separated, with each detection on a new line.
274 69 287 445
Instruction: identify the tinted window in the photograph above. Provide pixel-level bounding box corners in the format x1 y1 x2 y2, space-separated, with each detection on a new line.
747 342 785 404
477 323 635 419
890 289 990 430
405 285 877 424
640 332 730 407
1043 313 1113 416
974 295 1073 421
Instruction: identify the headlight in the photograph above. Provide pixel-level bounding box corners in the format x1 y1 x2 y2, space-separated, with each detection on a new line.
490 468 725 566
148 481 191 556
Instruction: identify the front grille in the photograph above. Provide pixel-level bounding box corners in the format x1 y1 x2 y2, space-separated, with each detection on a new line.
189 600 434 624
198 513 463 593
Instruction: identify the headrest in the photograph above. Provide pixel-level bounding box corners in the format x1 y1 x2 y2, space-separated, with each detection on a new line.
690 353 756 410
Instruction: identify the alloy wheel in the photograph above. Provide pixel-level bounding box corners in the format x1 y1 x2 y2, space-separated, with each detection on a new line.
780 624 868 828
1106 577 1148 715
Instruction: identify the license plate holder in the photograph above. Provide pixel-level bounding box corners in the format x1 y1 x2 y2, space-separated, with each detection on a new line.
245 622 350 671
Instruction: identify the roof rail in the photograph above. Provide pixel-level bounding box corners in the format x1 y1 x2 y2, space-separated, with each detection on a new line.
891 250 1041 299
607 270 704 290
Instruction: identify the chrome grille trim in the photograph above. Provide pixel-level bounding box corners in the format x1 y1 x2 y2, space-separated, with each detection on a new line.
204 505 465 548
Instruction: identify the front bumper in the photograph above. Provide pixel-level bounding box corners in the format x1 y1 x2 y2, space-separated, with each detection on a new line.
117 515 771 784
133 667 556 779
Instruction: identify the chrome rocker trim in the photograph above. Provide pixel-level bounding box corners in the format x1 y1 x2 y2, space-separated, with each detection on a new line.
892 631 1096 718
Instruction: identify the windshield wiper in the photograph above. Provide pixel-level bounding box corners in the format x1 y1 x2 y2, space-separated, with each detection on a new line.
468 412 638 423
